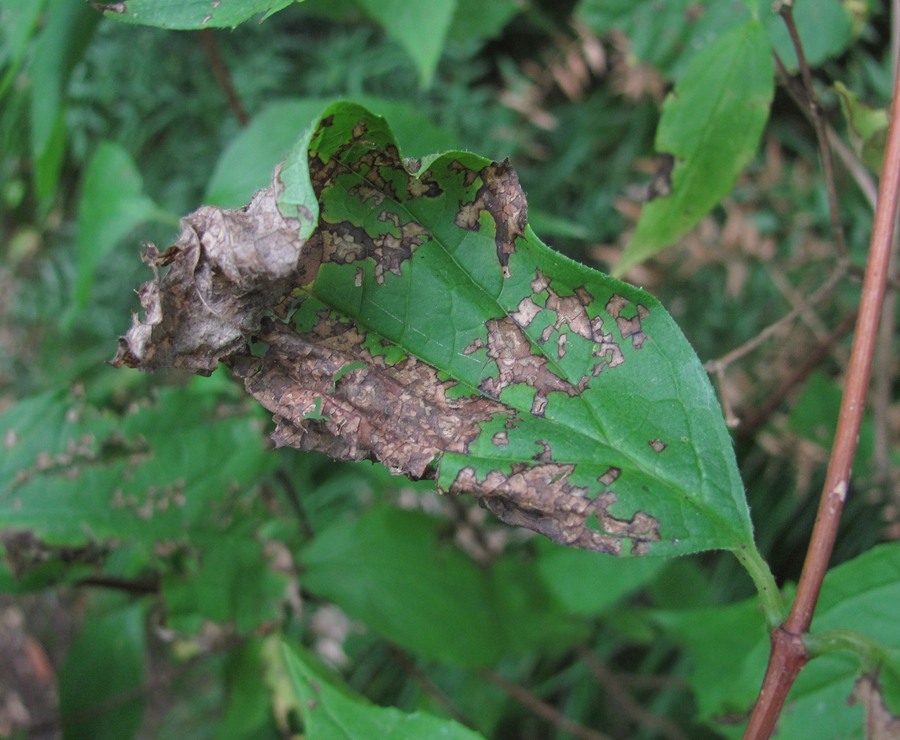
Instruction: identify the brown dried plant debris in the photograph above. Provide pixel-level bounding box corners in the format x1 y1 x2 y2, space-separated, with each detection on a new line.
112 181 306 375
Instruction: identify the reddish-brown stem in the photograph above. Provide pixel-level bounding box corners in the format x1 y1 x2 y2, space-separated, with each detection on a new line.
743 52 900 740
199 29 250 127
775 4 848 258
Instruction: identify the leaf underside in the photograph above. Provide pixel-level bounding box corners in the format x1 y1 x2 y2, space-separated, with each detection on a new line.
114 102 752 557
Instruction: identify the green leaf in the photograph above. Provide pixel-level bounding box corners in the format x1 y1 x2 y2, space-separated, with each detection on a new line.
281 641 486 739
447 0 520 45
575 0 752 78
658 543 900 738
652 597 768 724
616 20 773 275
0 382 274 548
219 639 280 740
103 0 295 29
352 0 456 88
72 141 165 317
300 506 508 666
535 538 667 616
834 81 888 173
162 535 289 634
59 597 145 740
787 372 877 479
766 544 900 738
760 0 854 71
0 0 46 98
117 101 755 558
28 0 98 205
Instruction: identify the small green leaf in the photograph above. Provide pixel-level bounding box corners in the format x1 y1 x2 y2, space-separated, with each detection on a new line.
352 0 457 88
0 0 46 97
72 141 164 317
59 597 145 740
219 639 280 739
104 0 295 29
616 20 773 275
760 0 854 71
535 538 667 616
162 535 289 634
834 81 888 173
447 0 520 45
300 506 506 666
652 597 768 723
281 641 486 739
28 0 98 205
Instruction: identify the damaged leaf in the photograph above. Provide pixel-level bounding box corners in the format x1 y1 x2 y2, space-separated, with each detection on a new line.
114 101 754 557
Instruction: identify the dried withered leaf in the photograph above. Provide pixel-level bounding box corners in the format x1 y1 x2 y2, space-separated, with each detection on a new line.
229 317 509 479
112 181 305 374
850 672 900 740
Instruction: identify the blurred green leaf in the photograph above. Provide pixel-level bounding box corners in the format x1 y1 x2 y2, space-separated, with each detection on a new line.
0 0 46 97
59 597 145 740
282 641 486 739
300 506 507 667
651 596 767 724
489 554 591 654
447 0 520 45
760 0 853 71
28 0 98 204
617 20 773 275
72 141 167 317
163 535 289 634
0 382 274 548
219 638 279 740
787 372 876 479
535 538 667 616
105 0 295 29
834 81 888 173
352 0 456 88
576 0 752 78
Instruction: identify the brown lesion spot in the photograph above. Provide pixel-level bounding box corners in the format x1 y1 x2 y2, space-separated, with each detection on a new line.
533 440 553 463
474 317 581 416
448 463 660 554
407 170 443 199
606 295 650 349
454 160 527 278
511 271 625 375
648 439 667 453
318 217 428 284
598 466 622 486
228 315 512 480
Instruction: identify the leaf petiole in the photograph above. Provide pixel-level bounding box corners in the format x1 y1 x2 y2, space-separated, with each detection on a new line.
732 543 786 628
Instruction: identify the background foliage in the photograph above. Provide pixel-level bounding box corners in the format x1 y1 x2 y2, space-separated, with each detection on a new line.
0 0 897 738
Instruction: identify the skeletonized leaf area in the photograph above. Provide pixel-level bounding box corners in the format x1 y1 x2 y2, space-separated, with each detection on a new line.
114 102 753 557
